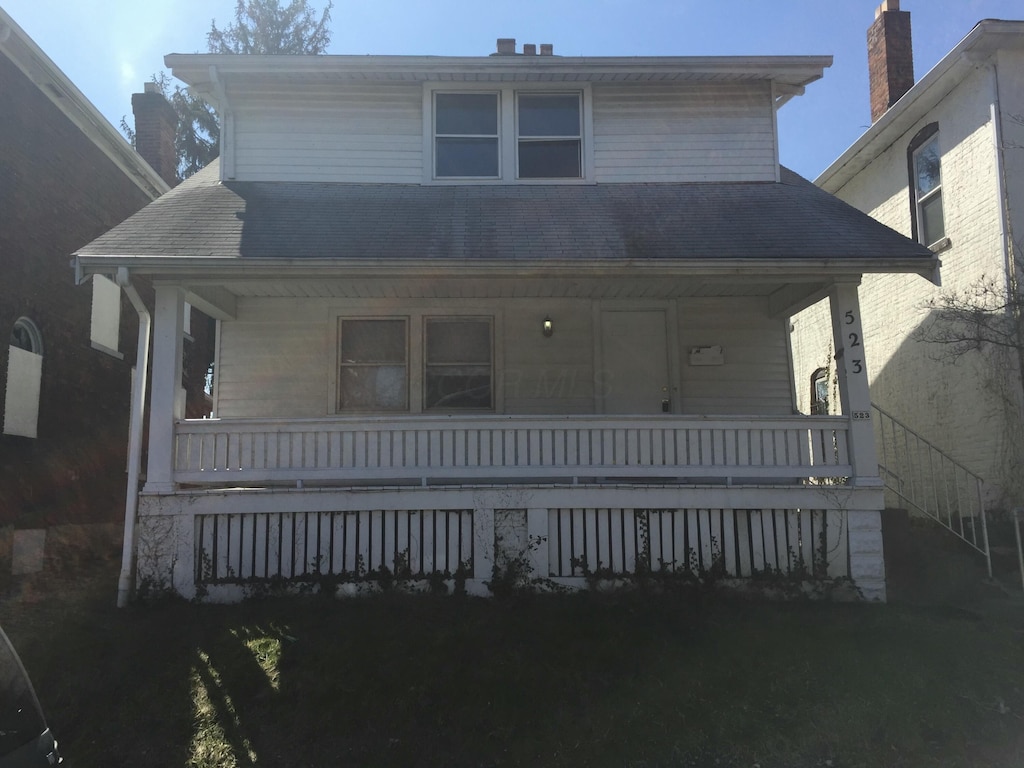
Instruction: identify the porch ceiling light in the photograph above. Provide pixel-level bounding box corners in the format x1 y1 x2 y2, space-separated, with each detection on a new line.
542 316 554 337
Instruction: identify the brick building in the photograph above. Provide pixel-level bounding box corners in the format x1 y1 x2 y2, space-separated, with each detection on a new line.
0 8 211 567
790 3 1024 514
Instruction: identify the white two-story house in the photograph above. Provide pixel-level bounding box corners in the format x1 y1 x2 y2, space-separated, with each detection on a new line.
73 39 936 602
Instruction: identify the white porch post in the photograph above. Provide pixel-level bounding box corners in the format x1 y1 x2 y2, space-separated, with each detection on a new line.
144 286 185 493
830 282 886 601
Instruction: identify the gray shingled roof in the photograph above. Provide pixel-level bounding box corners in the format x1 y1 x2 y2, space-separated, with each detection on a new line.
76 161 934 264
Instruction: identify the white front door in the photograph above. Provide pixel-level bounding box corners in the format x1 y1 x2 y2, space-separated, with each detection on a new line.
599 309 671 414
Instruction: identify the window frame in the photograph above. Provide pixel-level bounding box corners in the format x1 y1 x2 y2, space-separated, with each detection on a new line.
907 123 945 247
423 83 592 185
331 309 499 415
810 367 829 416
515 92 583 180
422 316 494 412
432 91 501 180
336 316 410 413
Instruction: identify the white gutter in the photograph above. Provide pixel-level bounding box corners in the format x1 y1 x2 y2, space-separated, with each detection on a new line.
115 268 151 608
989 64 1013 300
73 255 940 282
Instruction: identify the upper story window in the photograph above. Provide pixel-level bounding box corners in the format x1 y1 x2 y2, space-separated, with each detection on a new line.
517 93 581 179
429 85 589 183
908 124 944 247
435 93 500 178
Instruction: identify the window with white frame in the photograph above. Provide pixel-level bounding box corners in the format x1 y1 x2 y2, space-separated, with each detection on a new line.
430 86 586 182
909 125 944 247
434 93 500 178
336 316 494 412
517 93 581 179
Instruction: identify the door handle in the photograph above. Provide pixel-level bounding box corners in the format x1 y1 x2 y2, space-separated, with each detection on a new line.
661 398 671 413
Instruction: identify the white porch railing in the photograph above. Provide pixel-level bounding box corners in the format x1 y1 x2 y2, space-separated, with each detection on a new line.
172 415 852 488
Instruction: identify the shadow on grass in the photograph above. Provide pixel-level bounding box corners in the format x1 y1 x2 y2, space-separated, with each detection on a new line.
5 583 1024 767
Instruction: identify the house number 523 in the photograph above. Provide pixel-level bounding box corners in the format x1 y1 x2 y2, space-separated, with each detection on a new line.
844 311 864 374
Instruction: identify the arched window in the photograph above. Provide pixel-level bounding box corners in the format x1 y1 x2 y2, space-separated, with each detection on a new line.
4 317 44 438
810 367 829 415
9 316 43 355
907 123 945 247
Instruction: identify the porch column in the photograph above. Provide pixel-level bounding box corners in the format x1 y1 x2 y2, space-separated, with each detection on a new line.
829 282 886 601
144 286 185 493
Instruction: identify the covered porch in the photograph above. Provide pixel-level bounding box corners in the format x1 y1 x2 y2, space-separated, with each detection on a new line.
71 168 939 602
127 267 887 601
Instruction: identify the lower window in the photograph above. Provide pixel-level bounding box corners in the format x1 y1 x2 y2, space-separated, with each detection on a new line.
424 318 492 410
337 318 408 411
336 316 493 412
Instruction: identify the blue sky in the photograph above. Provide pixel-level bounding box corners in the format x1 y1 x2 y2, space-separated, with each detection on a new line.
3 0 1022 179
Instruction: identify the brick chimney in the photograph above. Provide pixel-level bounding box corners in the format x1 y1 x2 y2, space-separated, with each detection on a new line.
132 82 178 187
867 0 914 122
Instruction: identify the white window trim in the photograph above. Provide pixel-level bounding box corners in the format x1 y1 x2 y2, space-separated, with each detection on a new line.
422 82 593 185
912 135 944 247
432 91 502 181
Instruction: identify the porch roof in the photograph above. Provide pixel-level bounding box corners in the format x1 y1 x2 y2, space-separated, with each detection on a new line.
75 162 937 282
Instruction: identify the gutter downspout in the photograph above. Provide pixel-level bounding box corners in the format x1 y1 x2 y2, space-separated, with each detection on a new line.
989 61 1024 513
115 267 151 608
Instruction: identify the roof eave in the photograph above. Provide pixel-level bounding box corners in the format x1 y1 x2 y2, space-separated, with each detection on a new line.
165 52 831 90
74 254 939 284
0 7 169 200
816 19 1024 193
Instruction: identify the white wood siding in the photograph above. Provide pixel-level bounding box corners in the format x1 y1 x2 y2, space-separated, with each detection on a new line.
216 299 328 418
230 84 423 182
502 299 594 414
677 299 793 414
225 81 777 183
591 82 776 183
215 295 793 419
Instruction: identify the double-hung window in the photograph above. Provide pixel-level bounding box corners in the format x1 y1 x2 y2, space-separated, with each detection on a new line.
430 86 587 182
434 93 499 178
517 93 581 179
907 124 945 247
424 318 493 410
336 315 493 412
913 137 944 246
337 318 408 411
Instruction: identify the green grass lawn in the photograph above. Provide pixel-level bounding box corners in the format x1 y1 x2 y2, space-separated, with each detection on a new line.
2 568 1023 768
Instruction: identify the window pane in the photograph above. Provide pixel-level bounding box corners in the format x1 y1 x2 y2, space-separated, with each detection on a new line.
915 141 941 196
426 320 491 364
436 138 499 177
339 366 407 410
920 193 945 246
341 320 405 363
518 94 580 137
436 93 498 135
518 140 581 179
424 319 492 410
425 367 492 409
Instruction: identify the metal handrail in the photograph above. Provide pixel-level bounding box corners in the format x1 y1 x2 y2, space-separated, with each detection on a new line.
872 403 991 578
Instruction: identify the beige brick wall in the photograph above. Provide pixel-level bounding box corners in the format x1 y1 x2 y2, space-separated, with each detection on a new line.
791 63 1024 509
